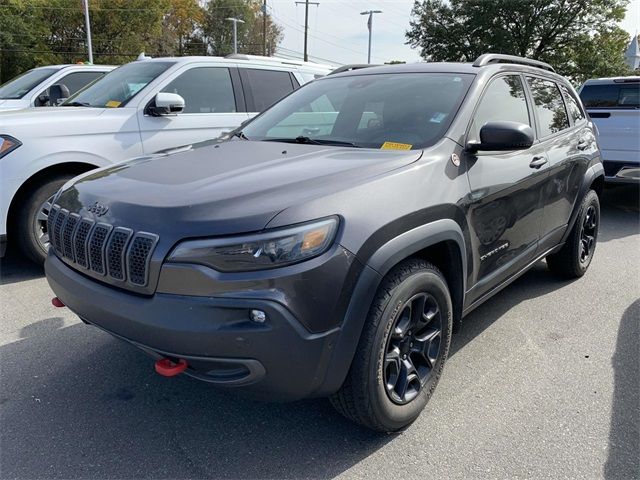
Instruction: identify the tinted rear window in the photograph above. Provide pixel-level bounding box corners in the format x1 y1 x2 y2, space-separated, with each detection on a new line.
580 83 640 108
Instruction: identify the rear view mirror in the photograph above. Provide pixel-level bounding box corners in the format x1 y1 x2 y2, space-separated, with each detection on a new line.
152 92 185 116
467 121 534 152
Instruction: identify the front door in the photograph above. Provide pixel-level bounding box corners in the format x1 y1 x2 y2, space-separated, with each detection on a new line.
465 74 548 304
138 65 249 154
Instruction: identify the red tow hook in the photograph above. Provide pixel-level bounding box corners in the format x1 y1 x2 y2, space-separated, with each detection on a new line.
154 358 188 377
51 297 65 308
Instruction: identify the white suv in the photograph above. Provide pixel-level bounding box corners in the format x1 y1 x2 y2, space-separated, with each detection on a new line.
0 55 332 262
0 64 114 110
579 77 640 183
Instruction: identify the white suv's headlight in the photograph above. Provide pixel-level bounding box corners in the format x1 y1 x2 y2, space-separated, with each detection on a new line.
0 135 21 158
167 217 339 272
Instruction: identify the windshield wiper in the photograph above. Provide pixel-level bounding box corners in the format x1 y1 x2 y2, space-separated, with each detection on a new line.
231 130 250 140
62 101 91 107
263 136 361 147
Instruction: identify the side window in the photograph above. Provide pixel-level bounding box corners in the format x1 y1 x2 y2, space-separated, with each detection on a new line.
240 68 295 112
526 77 570 137
559 84 585 124
469 75 530 142
161 67 236 114
56 71 105 95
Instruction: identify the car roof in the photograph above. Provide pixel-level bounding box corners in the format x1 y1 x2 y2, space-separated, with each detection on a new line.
323 61 569 83
33 64 115 70
140 55 332 72
582 76 640 85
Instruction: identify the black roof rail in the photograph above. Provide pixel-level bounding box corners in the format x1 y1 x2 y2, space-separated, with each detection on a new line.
473 54 555 73
328 64 379 75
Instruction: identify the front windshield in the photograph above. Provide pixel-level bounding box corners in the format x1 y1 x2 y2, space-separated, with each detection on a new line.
242 72 474 149
63 61 174 108
0 68 59 99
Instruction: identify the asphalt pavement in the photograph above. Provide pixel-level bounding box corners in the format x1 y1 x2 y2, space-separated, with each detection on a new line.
0 185 638 480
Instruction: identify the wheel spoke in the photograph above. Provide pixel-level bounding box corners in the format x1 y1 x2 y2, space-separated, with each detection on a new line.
395 358 417 400
409 294 427 330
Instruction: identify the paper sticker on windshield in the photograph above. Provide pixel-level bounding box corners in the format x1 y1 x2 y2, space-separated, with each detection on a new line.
105 100 121 108
381 142 412 150
430 112 447 123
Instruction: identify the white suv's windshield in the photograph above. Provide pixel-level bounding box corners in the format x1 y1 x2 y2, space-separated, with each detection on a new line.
0 67 60 99
63 61 174 108
241 72 473 149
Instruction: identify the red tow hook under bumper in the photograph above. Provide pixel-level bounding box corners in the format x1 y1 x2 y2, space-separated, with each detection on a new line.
154 358 188 377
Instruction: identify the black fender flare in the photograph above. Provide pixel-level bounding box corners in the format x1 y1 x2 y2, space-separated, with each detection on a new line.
562 161 604 244
315 218 467 396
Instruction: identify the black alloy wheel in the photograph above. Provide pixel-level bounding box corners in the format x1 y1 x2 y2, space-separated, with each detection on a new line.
384 293 442 405
579 204 597 264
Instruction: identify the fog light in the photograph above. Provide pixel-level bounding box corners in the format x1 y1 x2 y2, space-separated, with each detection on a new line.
250 309 267 323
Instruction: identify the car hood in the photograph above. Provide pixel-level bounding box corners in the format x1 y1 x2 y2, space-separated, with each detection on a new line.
55 140 422 239
0 106 110 132
0 99 29 111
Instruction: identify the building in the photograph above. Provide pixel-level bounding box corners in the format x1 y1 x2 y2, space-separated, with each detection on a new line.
625 34 640 70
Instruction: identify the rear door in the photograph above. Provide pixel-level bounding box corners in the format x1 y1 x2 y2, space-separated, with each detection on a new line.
524 77 594 248
465 73 549 303
239 67 298 116
138 64 250 154
579 80 640 178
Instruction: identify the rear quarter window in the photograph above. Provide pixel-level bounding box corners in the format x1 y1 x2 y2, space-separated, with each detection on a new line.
580 83 640 108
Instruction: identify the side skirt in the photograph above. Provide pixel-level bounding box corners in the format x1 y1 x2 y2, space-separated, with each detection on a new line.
461 243 564 317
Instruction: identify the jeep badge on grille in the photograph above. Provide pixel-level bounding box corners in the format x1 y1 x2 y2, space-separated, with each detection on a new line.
87 202 109 217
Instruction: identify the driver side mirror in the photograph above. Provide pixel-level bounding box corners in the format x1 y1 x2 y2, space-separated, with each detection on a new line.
466 121 534 153
151 92 185 116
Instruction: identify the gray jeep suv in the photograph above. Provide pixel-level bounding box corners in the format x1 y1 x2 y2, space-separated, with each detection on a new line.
45 54 604 432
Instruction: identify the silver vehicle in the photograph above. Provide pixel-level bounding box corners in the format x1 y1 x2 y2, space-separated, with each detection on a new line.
579 77 640 183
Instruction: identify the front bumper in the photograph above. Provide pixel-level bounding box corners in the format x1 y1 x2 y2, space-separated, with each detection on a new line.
45 251 360 401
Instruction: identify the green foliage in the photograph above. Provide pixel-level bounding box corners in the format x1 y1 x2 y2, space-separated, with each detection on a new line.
202 0 282 56
0 0 283 83
406 0 634 83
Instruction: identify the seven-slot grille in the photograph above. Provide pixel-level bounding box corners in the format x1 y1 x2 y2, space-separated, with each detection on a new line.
47 204 158 287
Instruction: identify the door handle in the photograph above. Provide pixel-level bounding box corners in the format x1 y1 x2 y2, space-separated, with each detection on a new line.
577 140 588 150
529 156 548 169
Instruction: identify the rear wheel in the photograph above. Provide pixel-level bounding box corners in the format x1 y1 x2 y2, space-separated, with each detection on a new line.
330 259 452 432
16 175 75 264
546 189 600 278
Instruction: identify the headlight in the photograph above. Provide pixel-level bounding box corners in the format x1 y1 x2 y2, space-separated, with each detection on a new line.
168 217 339 272
0 135 21 158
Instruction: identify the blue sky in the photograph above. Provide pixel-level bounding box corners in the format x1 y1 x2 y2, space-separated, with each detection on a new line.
269 0 640 66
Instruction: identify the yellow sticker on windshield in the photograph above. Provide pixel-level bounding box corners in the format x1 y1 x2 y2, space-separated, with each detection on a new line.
105 100 121 108
381 141 412 150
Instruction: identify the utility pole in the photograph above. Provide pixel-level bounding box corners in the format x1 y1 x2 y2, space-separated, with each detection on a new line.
262 0 267 56
360 10 382 64
295 0 319 62
226 17 245 55
83 0 93 63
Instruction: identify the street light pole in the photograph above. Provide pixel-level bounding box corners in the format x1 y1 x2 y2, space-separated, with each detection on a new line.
262 0 267 56
360 10 382 64
83 0 93 63
295 0 320 62
226 17 245 54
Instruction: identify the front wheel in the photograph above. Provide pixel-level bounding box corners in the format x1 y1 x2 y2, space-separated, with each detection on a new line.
16 175 75 264
546 189 600 278
330 259 453 432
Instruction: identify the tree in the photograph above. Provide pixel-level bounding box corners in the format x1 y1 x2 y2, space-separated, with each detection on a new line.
406 0 633 82
202 0 282 56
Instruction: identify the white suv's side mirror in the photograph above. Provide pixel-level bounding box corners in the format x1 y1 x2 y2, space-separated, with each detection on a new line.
153 92 185 115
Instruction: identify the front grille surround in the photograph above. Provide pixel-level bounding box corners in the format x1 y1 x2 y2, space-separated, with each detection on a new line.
48 204 159 289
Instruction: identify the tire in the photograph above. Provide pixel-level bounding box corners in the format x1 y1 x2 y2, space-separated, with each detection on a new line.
546 189 600 278
330 258 453 432
16 174 75 265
